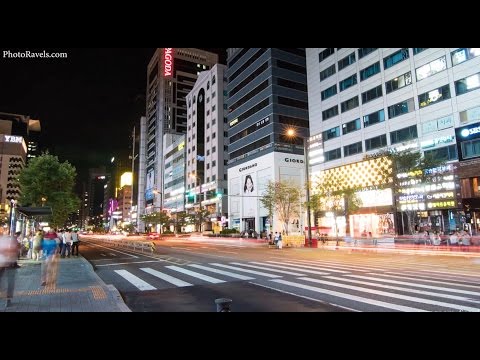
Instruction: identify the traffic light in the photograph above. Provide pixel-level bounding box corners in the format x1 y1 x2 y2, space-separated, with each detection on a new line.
216 189 223 198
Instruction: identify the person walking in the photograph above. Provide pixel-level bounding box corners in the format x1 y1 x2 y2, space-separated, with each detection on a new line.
277 233 283 249
0 236 20 307
71 230 79 256
41 230 58 286
32 230 43 261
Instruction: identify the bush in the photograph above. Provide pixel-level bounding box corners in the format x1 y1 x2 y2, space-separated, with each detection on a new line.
163 230 174 235
220 229 239 235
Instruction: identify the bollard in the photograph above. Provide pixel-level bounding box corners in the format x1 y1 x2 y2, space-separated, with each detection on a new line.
215 298 232 312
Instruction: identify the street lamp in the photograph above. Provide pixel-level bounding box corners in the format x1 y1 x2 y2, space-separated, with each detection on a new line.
287 129 313 247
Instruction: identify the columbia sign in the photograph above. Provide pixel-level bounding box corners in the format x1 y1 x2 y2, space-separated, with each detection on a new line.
164 48 173 77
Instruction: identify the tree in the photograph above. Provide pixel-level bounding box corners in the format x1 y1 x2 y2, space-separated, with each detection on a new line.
170 211 189 233
379 148 447 235
18 153 80 228
187 208 211 232
311 171 362 242
140 211 170 233
260 180 302 235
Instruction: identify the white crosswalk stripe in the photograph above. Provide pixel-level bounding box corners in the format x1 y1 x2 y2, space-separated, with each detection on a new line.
166 265 225 283
249 261 330 276
188 264 254 280
271 279 427 312
266 260 351 273
209 263 282 278
114 269 156 291
229 262 306 276
140 267 193 287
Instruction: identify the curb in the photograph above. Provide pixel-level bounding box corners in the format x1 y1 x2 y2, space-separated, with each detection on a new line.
78 256 132 312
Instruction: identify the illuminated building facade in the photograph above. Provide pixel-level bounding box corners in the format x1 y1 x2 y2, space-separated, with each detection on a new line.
185 64 228 233
226 48 309 235
306 48 480 235
138 49 218 232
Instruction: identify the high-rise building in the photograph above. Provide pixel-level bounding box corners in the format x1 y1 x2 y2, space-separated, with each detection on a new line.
306 48 480 236
137 49 218 231
226 48 309 236
185 64 228 233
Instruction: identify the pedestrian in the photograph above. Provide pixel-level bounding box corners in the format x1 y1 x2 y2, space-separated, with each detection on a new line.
277 233 283 249
71 230 79 256
32 230 43 261
0 236 20 307
41 230 58 286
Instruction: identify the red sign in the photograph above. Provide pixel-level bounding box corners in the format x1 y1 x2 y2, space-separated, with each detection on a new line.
164 48 173 77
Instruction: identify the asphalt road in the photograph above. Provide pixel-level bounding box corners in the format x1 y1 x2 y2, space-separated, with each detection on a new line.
79 235 480 312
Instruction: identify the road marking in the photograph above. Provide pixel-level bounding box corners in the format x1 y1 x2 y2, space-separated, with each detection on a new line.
267 260 351 273
172 247 194 251
249 261 330 276
188 264 254 280
301 277 480 312
140 268 192 287
96 260 162 267
229 262 306 276
82 241 139 258
324 276 480 303
345 274 480 296
379 273 480 289
215 250 238 254
114 270 156 291
249 281 359 312
109 253 117 257
209 263 281 278
271 279 426 312
166 265 225 283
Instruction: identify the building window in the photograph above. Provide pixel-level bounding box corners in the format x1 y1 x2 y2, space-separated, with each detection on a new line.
212 175 216 181
212 75 216 85
385 71 412 93
363 109 385 128
206 177 210 182
322 105 339 121
416 56 447 81
212 132 216 139
461 139 480 159
206 150 210 156
212 118 216 125
322 126 341 141
212 160 216 167
192 134 196 139
390 125 418 145
455 72 480 95
207 123 210 129
207 81 210 90
325 148 341 162
451 48 480 66
193 96 196 104
344 141 363 157
418 84 451 108
424 145 458 161
358 48 377 59
361 85 383 104
365 134 387 151
207 163 210 170
321 84 337 100
413 48 428 55
387 98 415 119
207 110 210 116
207 97 210 103
360 62 381 81
339 74 357 91
207 136 210 143
338 52 356 71
341 96 359 112
319 48 335 62
212 146 216 153
342 118 361 135
212 105 216 112
212 91 216 98
383 48 409 69
320 64 336 81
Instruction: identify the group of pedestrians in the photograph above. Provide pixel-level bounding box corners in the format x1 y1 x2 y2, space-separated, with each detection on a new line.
21 228 80 260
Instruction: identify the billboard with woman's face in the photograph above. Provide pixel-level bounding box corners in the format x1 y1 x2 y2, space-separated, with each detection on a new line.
242 173 256 217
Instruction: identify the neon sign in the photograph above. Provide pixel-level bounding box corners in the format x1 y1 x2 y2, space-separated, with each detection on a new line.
164 48 173 77
461 125 480 137
4 135 22 143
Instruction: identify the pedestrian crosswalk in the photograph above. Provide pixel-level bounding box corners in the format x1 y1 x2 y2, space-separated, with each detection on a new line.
110 258 480 312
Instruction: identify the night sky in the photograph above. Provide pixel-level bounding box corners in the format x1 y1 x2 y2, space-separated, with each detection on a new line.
0 47 227 186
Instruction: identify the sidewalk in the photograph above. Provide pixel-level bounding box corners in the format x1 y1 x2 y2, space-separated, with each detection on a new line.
1 255 130 312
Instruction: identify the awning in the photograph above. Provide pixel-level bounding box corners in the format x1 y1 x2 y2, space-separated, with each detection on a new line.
16 206 53 217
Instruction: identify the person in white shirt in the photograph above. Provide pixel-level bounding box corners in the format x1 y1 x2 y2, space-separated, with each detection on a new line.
61 230 72 258
449 232 459 246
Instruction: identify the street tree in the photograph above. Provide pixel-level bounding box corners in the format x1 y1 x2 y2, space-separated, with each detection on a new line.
187 208 211 232
311 171 362 242
378 148 447 235
260 180 302 235
18 153 80 228
141 211 170 233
